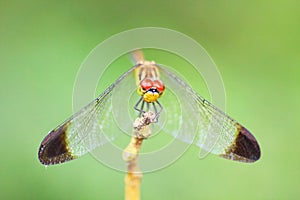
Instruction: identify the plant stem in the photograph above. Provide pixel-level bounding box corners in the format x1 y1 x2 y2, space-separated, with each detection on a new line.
123 112 154 200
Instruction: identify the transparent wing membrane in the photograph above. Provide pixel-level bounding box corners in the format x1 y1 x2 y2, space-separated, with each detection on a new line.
157 64 254 160
38 65 138 165
39 60 260 166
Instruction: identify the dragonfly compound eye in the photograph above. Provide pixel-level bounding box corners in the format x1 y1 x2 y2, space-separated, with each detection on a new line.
152 80 165 93
140 78 153 91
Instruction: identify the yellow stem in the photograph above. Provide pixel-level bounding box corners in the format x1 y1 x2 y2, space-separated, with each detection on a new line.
123 112 154 200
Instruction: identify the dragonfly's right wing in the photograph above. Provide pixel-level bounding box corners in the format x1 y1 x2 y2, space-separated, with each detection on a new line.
157 64 260 162
38 64 139 165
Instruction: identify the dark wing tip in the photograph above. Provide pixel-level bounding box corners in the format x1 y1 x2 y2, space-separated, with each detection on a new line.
222 125 261 163
38 122 75 165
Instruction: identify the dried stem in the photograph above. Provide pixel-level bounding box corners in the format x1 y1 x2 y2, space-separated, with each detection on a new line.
122 112 155 200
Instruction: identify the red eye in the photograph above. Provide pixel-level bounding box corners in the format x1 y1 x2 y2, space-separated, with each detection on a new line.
153 80 165 92
140 78 153 90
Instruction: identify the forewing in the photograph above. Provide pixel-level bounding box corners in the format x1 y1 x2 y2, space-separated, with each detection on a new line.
38 65 138 165
157 65 260 162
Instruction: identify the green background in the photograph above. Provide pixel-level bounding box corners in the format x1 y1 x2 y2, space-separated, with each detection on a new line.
1 1 299 199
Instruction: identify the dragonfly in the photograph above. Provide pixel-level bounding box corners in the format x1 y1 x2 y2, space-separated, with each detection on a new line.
38 50 260 166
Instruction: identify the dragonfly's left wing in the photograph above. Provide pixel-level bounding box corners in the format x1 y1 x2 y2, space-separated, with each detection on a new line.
38 65 139 165
157 64 260 162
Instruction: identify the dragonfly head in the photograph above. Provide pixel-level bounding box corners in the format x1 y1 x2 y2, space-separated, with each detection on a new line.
138 78 165 103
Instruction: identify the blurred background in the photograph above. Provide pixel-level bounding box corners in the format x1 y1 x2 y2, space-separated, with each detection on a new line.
1 0 299 199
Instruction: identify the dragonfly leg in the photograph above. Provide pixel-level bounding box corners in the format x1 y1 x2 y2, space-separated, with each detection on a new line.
134 96 147 116
150 101 163 123
134 97 163 121
156 100 163 116
151 102 159 123
140 101 145 115
152 102 158 115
